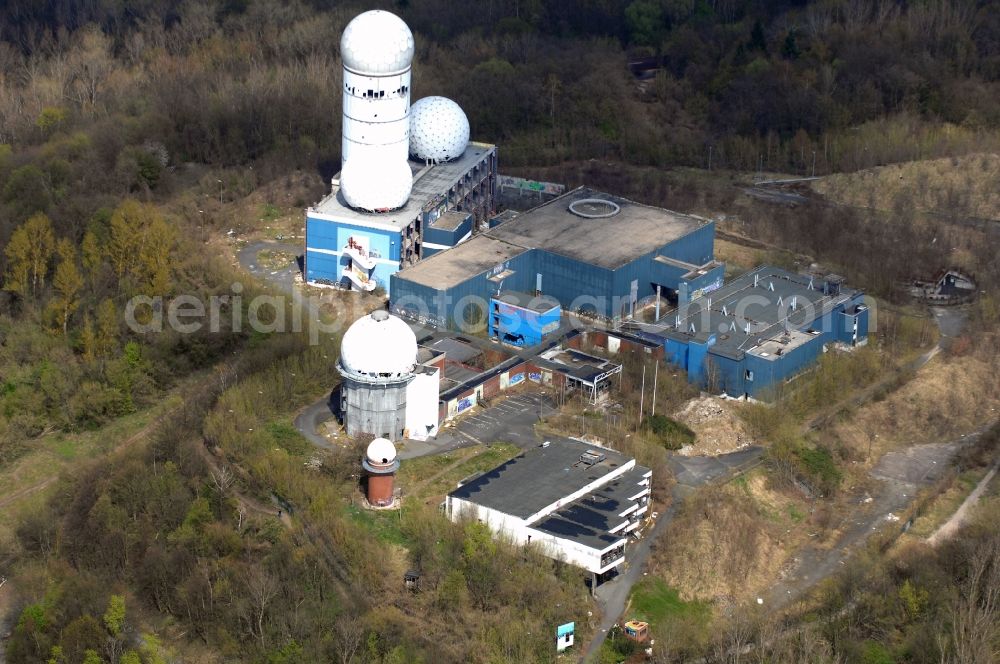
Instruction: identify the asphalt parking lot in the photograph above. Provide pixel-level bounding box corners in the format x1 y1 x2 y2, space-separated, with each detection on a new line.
435 392 553 449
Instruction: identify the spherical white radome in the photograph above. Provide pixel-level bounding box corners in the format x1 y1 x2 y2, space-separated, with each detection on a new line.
340 10 414 75
340 152 413 211
366 437 397 465
409 97 471 163
339 310 418 378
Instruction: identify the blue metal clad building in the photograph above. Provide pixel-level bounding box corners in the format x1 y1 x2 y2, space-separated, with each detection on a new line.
649 267 869 399
304 143 497 292
390 187 720 326
487 291 561 347
422 211 472 258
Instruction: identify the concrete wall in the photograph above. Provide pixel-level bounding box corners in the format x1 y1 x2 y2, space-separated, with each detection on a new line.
404 368 440 440
341 377 409 441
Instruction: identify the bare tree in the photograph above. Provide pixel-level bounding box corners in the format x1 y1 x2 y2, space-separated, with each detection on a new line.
243 567 278 650
332 614 365 664
943 535 1000 664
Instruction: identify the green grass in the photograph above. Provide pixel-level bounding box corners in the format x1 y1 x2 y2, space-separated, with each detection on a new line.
266 421 311 456
343 504 408 546
629 577 710 626
397 443 520 501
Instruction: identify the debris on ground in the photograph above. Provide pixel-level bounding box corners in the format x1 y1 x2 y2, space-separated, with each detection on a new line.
673 395 755 456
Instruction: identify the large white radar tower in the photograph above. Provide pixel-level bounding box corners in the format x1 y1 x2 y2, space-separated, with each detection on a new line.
340 10 414 167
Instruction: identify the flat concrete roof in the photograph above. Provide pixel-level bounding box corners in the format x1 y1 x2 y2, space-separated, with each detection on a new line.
492 290 560 314
487 187 706 269
394 186 708 289
431 211 470 232
428 337 482 364
393 235 530 289
538 347 621 384
449 438 632 520
311 142 495 230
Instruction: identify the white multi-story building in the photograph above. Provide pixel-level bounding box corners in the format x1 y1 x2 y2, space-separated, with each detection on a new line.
446 438 651 589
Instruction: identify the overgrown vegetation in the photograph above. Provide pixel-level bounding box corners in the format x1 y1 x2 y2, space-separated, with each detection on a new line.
643 413 696 450
2 1 1000 662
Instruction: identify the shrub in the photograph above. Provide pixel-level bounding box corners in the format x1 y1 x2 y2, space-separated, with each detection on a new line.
643 414 696 450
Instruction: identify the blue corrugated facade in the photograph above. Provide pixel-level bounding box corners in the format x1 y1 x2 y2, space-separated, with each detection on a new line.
304 144 498 293
656 279 870 399
487 295 561 347
304 215 401 291
391 221 718 328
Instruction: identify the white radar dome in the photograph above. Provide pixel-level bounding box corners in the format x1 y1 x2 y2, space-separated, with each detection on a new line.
339 310 418 377
340 153 413 212
409 97 471 163
366 437 397 465
340 10 414 75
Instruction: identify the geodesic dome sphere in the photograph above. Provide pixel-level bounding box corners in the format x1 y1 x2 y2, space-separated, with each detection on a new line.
409 97 470 163
339 310 418 378
340 10 414 75
340 152 413 212
366 437 397 465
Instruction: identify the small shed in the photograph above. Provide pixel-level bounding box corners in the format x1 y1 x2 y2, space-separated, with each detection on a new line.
404 569 421 592
623 620 649 642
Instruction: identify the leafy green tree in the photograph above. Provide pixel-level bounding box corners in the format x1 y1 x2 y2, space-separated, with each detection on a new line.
103 595 126 637
36 107 68 135
2 165 52 219
120 652 141 664
625 0 665 46
59 615 104 664
4 212 55 298
107 200 175 296
82 650 103 664
50 238 84 334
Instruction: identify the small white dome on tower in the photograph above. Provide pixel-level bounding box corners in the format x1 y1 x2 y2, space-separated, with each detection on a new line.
339 310 418 377
366 437 397 465
409 97 471 163
340 153 413 211
340 10 414 75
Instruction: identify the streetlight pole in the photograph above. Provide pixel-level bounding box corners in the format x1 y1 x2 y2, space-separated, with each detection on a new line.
811 150 816 177
638 364 646 429
650 362 658 417
218 179 223 205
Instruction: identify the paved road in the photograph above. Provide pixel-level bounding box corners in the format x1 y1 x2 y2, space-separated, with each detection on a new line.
765 432 985 609
928 457 999 545
293 390 555 460
236 241 301 293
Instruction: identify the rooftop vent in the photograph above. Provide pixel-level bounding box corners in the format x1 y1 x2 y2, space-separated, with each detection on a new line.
580 450 607 466
569 198 621 219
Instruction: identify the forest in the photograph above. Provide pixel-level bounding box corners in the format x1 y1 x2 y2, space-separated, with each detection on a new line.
1 0 999 662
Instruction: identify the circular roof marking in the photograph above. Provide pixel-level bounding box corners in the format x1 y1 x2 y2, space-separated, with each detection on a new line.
568 199 621 219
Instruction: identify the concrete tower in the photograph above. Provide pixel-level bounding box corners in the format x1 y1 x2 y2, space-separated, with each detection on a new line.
363 437 399 507
340 10 414 167
338 310 417 441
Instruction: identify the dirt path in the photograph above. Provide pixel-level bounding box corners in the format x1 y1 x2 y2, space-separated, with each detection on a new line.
0 405 177 512
765 436 974 610
0 576 12 664
927 460 999 546
193 441 292 529
0 478 57 511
